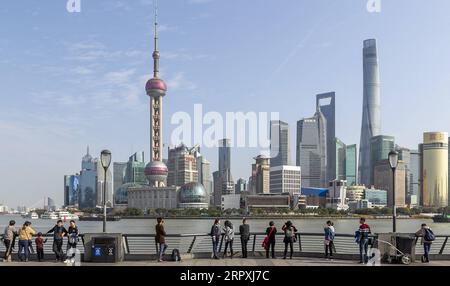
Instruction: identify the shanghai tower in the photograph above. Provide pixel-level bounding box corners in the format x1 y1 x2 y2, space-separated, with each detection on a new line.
358 39 381 186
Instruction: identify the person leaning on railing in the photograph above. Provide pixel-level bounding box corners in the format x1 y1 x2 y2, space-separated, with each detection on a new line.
2 220 18 262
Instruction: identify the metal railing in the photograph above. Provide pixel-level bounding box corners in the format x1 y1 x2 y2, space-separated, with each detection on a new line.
2 233 450 260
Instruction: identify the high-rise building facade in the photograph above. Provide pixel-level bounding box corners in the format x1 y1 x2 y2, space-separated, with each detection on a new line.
270 165 301 194
270 120 290 167
125 152 146 185
167 144 198 187
335 138 346 181
113 162 127 197
370 135 395 186
316 92 336 183
346 144 357 186
79 147 97 209
396 146 411 204
64 175 79 207
409 149 421 207
359 39 381 187
296 110 327 188
235 178 248 194
373 159 406 208
253 155 270 194
422 132 448 208
219 139 231 173
196 153 212 199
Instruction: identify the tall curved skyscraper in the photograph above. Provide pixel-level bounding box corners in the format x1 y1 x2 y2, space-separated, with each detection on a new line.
358 39 381 186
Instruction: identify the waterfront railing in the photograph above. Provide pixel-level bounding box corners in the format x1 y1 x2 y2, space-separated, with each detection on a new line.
2 233 450 260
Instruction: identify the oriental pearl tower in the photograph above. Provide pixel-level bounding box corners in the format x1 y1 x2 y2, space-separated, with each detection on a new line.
144 2 168 187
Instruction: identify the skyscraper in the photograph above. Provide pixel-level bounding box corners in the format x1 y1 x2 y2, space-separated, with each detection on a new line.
270 120 290 167
235 178 248 194
113 162 127 197
358 39 381 187
396 146 411 205
345 144 357 186
196 153 212 199
316 92 336 182
374 160 406 208
253 155 270 194
422 132 448 208
167 144 199 186
219 139 231 173
79 146 97 209
125 152 146 184
370 135 394 186
64 175 79 207
335 138 346 181
296 110 327 188
409 149 421 206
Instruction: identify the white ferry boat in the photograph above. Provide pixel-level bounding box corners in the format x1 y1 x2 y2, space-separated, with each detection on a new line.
41 211 59 220
27 212 39 219
57 211 79 221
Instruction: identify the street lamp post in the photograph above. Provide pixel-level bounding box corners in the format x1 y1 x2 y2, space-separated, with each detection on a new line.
388 150 399 233
100 149 112 233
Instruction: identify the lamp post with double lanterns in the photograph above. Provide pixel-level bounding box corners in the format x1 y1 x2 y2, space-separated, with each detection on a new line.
100 149 112 233
388 150 399 233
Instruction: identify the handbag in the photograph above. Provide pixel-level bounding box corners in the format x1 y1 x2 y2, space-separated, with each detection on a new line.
262 227 275 250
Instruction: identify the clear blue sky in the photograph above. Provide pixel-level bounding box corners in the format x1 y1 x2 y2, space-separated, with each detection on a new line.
1 0 450 208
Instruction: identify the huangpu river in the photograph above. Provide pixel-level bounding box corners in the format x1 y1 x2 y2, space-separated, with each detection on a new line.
1 215 448 235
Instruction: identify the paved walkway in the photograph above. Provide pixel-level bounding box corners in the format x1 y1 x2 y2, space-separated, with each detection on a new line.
2 257 450 267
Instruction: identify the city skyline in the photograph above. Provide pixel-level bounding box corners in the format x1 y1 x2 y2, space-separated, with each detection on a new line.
3 1 450 207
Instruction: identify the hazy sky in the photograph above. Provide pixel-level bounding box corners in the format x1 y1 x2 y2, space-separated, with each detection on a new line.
1 0 450 208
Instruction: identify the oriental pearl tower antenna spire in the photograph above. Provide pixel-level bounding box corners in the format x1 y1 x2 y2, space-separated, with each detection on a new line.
144 0 168 188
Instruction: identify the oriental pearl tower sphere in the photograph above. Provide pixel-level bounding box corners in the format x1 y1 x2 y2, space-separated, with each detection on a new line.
144 3 168 187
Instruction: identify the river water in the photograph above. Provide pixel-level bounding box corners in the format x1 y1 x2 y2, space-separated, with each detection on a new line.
1 215 449 235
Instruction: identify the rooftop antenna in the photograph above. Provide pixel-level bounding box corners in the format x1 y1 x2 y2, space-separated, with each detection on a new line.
153 0 160 78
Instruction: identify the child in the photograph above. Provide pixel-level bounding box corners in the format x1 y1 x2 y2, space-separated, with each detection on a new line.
35 232 48 262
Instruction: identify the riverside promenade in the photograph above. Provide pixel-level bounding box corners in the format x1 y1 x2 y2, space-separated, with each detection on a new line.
2 257 450 267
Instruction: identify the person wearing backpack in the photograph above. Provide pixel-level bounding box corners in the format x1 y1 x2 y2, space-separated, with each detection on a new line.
210 219 221 260
416 223 434 263
281 221 297 259
324 220 335 260
264 221 277 259
223 220 234 258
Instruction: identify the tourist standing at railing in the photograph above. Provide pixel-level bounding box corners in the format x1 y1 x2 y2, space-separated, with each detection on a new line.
282 221 297 259
65 220 79 263
2 220 18 262
210 219 221 260
415 223 435 263
264 221 277 259
223 220 234 258
18 221 36 262
155 217 168 262
46 219 68 262
356 218 371 264
324 221 335 260
239 218 250 258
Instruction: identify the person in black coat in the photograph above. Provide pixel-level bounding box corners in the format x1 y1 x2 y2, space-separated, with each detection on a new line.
265 221 277 258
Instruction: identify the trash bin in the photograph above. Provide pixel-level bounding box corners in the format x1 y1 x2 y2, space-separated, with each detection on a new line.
375 233 416 264
91 236 117 263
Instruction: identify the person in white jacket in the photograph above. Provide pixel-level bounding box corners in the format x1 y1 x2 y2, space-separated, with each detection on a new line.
223 220 235 258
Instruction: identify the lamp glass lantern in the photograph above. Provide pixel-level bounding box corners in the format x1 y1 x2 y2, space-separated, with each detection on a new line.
100 150 112 170
388 150 399 170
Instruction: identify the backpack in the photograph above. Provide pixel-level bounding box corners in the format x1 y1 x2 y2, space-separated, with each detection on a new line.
424 228 435 242
171 249 181 262
285 227 293 238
